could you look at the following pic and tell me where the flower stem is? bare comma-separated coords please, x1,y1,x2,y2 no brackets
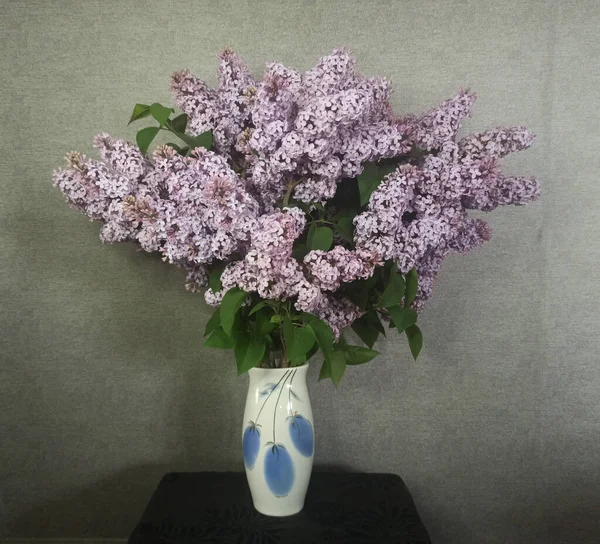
282,180,298,208
279,325,288,368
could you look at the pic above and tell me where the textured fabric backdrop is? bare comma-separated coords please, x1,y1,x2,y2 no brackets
1,1,599,542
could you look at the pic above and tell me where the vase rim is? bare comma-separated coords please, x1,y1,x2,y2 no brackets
249,363,309,373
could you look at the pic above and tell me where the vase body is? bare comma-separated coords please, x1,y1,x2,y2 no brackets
242,364,314,516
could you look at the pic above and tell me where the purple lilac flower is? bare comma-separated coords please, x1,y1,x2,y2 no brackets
54,48,541,336
458,126,535,160
215,208,307,302
409,90,477,151
353,93,539,307
304,246,376,292
54,144,260,288
170,49,256,157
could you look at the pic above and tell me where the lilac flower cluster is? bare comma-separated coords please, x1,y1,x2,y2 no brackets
172,48,410,209
354,95,540,308
210,207,369,338
170,48,256,157
53,49,540,336
54,137,259,291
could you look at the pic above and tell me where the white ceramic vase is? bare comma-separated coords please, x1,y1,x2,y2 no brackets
242,364,314,516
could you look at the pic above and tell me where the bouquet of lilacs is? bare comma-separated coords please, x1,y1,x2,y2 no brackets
53,49,540,384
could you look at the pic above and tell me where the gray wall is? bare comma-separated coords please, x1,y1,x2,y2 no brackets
1,1,599,542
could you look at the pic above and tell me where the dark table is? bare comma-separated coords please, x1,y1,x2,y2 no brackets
128,472,431,543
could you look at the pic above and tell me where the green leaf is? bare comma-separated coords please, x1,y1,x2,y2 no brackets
343,345,379,365
346,276,377,311
292,243,309,261
405,268,418,307
337,333,348,349
204,308,221,336
379,163,399,176
296,312,317,324
191,131,213,150
329,349,347,386
373,313,386,336
319,359,331,381
377,267,406,308
168,130,212,151
349,288,369,312
335,216,354,243
149,102,174,127
249,300,275,316
255,310,277,337
388,306,418,333
406,324,423,360
209,264,225,292
307,224,333,251
360,309,385,336
237,338,266,375
404,308,418,330
332,209,358,222
307,319,334,361
170,113,188,133
128,103,151,125
136,126,160,154
204,327,235,349
219,288,247,336
230,312,247,343
357,162,398,207
288,326,315,364
305,343,320,362
351,316,379,349
165,142,188,155
234,335,250,367
270,315,282,324
282,317,295,354
358,163,380,206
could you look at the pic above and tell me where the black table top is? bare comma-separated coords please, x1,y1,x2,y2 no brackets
128,471,431,544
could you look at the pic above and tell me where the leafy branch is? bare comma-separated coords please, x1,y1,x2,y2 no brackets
128,102,213,155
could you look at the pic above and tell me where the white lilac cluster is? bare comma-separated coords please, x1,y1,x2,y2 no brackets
54,49,540,336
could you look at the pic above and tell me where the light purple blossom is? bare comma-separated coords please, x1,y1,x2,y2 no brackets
216,208,307,301
409,90,477,151
54,48,541,337
458,126,535,160
171,49,256,156
54,144,260,289
304,246,376,292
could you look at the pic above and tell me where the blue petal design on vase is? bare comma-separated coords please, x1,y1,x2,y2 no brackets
264,444,294,497
287,413,314,457
242,422,261,470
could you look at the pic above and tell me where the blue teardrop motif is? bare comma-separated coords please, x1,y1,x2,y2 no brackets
288,414,314,457
242,423,261,470
264,444,295,497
